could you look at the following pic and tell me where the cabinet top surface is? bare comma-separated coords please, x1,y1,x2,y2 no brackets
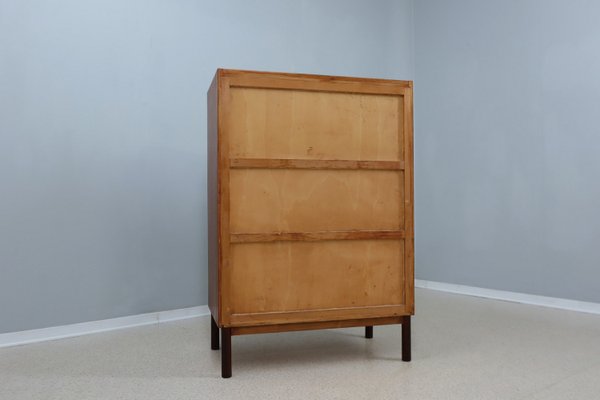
214,68,413,88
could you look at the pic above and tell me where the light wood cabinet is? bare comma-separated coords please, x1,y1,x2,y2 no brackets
207,69,414,377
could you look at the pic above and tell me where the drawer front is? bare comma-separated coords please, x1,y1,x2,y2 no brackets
228,87,403,161
226,240,405,324
230,169,403,233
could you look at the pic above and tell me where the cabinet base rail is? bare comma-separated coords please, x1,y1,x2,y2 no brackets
210,314,412,378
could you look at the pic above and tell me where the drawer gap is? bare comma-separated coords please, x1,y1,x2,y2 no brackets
230,158,404,170
230,229,405,243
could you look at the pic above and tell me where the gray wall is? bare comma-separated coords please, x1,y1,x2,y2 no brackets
0,0,414,333
415,0,600,302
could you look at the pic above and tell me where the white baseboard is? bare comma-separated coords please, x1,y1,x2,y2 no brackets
3,282,599,349
0,305,210,349
416,279,600,315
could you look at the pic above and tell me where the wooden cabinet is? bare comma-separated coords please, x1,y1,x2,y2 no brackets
207,69,414,377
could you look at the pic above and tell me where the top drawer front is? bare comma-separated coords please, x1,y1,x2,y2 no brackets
228,88,403,161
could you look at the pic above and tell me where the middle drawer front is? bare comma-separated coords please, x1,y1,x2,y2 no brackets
229,169,404,233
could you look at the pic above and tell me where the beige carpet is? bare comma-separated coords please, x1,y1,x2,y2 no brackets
2,288,600,399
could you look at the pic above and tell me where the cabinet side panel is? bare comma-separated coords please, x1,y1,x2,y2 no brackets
207,73,219,320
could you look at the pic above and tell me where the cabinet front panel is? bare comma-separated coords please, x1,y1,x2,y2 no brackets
228,88,403,161
227,240,405,315
230,169,403,233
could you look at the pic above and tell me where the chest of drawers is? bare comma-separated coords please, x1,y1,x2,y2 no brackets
207,69,414,377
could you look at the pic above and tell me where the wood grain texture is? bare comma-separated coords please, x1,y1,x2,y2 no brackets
208,68,414,331
230,229,405,243
221,68,411,95
230,169,403,233
220,68,412,88
227,240,404,317
229,305,408,327
216,72,232,326
402,89,415,313
207,71,219,321
230,158,404,170
228,87,403,161
231,316,403,335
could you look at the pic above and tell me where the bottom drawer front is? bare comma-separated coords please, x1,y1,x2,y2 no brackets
226,240,405,316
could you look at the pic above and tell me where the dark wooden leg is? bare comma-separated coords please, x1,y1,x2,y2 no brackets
365,325,373,339
402,316,411,362
221,327,232,378
211,316,219,350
